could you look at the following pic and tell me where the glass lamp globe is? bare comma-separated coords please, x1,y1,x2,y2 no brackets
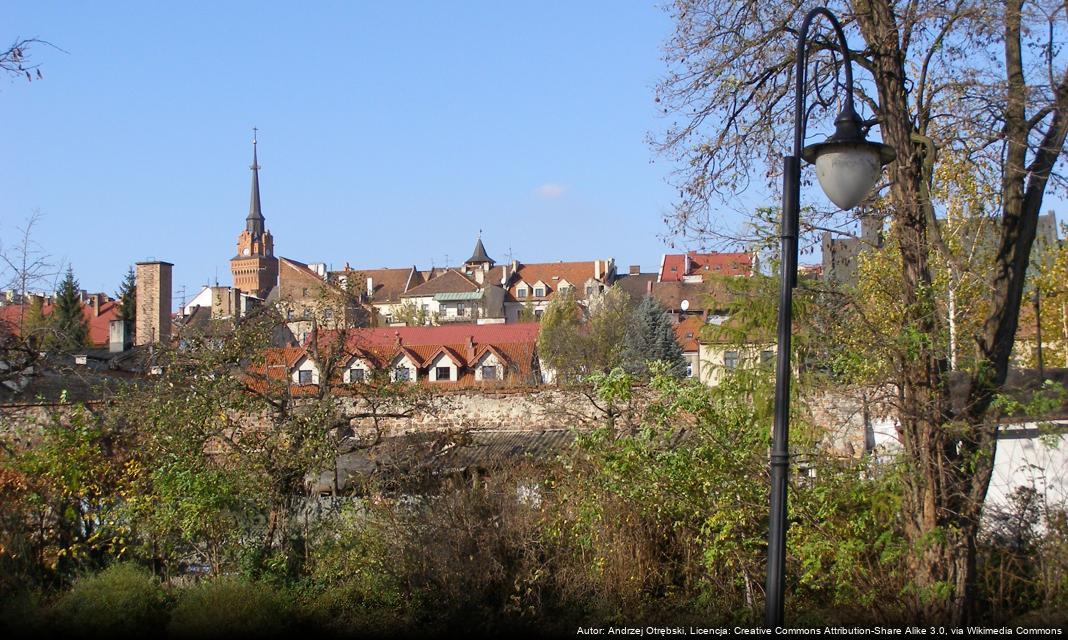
801,107,895,210
813,143,883,210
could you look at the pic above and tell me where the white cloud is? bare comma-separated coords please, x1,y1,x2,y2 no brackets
534,183,566,199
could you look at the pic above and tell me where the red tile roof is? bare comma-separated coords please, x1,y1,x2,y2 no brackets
507,261,608,301
660,252,753,281
674,316,705,353
300,322,542,384
0,300,122,347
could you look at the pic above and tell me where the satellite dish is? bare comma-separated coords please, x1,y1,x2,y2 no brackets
680,299,690,311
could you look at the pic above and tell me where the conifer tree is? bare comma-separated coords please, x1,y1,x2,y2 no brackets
50,266,88,352
116,266,136,324
621,295,685,378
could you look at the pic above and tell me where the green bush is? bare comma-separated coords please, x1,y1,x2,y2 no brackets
168,576,290,637
52,563,168,636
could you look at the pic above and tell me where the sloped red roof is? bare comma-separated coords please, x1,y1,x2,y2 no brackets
660,252,753,281
508,262,605,301
0,300,122,347
674,316,705,353
299,322,541,384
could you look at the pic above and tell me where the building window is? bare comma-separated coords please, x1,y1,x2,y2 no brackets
302,306,311,319
724,351,739,370
558,285,570,295
761,350,775,366
435,366,451,381
481,365,498,380
394,367,411,382
585,285,593,295
457,303,467,317
517,288,528,299
421,303,429,313
686,362,694,378
286,309,294,320
534,309,544,320
324,308,334,321
348,368,365,383
298,369,313,385
534,286,545,297
384,314,393,324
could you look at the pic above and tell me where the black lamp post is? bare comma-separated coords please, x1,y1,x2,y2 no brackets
765,7,895,627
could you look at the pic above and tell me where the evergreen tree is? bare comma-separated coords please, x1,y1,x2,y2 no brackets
116,266,137,323
621,295,686,378
50,266,89,352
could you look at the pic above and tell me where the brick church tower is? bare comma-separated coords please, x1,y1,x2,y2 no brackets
230,132,278,299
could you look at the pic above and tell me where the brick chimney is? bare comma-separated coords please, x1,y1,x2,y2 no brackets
629,265,640,275
135,261,173,346
92,294,101,317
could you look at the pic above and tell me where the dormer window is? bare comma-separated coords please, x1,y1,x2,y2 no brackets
534,286,545,297
517,287,528,299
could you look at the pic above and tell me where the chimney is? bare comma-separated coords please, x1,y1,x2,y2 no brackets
684,253,691,274
473,269,484,285
135,261,173,346
500,264,509,286
366,276,374,299
109,319,132,353
394,331,402,346
646,280,653,294
92,295,101,317
594,260,601,281
629,265,640,275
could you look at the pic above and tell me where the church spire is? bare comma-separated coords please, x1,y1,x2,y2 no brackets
246,128,265,236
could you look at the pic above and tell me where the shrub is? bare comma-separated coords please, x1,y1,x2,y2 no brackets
168,576,289,637
52,563,168,636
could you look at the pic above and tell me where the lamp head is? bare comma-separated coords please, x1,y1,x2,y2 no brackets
801,104,895,210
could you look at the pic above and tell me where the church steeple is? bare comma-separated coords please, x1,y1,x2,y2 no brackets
231,128,278,299
246,129,265,236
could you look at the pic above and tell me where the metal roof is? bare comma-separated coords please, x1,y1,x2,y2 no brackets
434,291,483,302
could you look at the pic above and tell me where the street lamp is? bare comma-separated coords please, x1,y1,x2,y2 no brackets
765,7,895,627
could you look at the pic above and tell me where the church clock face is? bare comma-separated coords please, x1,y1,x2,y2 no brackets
243,248,250,256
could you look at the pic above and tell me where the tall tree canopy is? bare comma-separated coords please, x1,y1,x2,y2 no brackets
51,266,88,352
655,0,1068,623
622,295,687,378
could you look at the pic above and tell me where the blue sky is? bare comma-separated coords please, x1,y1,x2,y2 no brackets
1,1,751,306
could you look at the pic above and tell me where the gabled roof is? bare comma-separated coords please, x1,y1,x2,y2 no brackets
402,269,480,298
506,262,608,302
330,266,422,304
296,323,541,385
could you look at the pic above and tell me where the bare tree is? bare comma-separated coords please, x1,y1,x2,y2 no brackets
0,37,45,83
655,0,1068,623
1,211,56,333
